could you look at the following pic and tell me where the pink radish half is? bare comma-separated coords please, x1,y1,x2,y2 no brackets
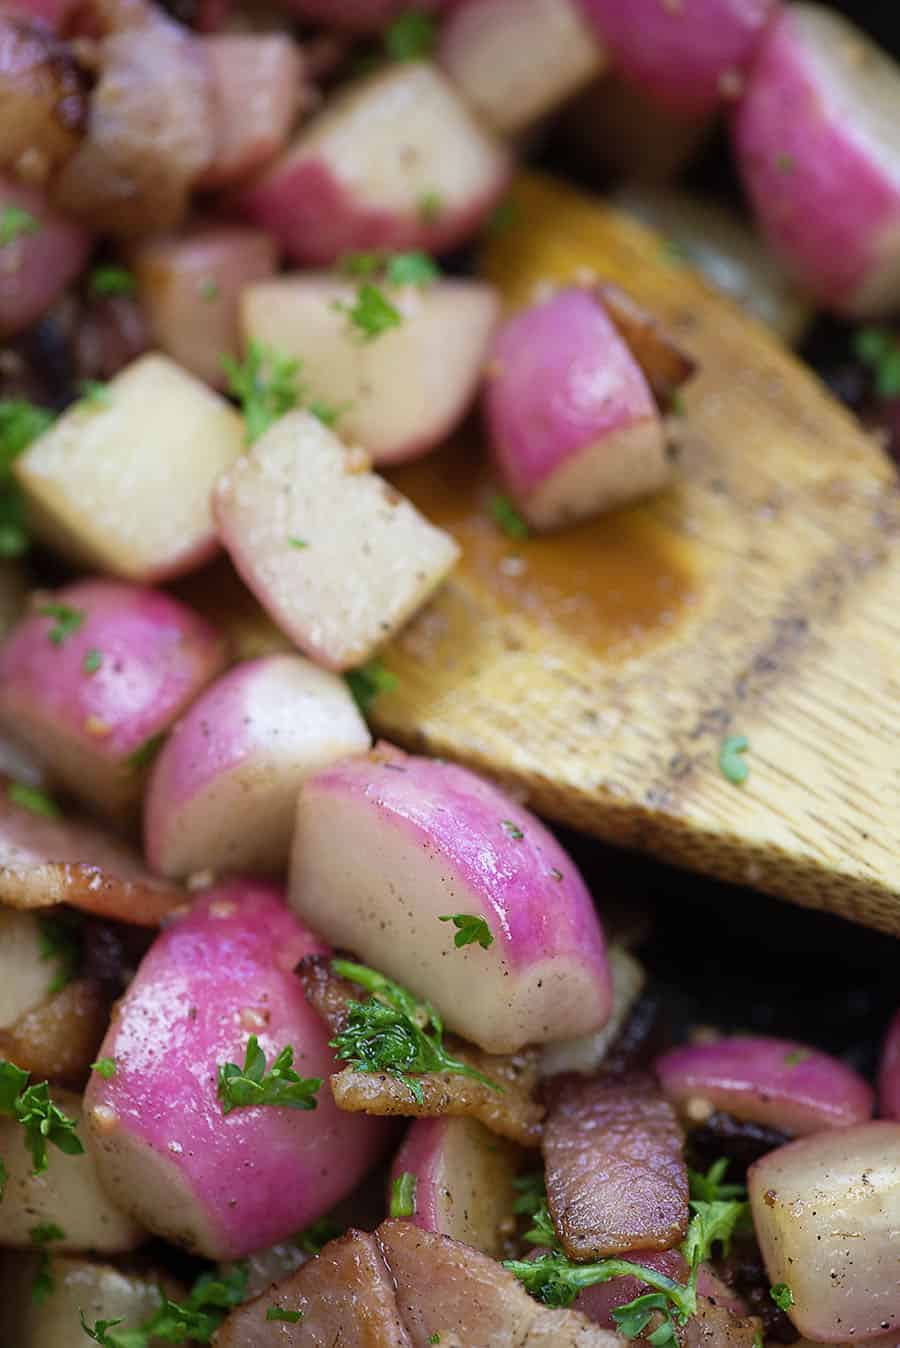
732,5,900,317
388,1117,521,1255
0,177,90,339
438,0,604,136
0,579,225,820
748,1122,900,1342
289,742,612,1054
144,654,371,878
237,62,511,266
655,1035,874,1136
484,286,668,531
85,881,391,1260
879,1010,900,1120
241,273,499,464
577,0,776,121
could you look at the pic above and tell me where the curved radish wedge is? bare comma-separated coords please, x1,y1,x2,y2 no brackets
241,273,499,465
879,1010,900,1120
483,286,668,531
289,742,612,1054
0,176,90,340
237,62,511,266
438,0,604,136
389,1117,522,1254
732,5,900,317
0,580,226,820
85,882,391,1259
0,1255,179,1348
577,0,776,120
655,1035,874,1136
144,654,370,879
0,776,185,925
748,1122,900,1342
542,1072,689,1258
540,945,645,1078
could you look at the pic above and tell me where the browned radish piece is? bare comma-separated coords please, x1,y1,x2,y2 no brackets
0,974,108,1085
213,411,460,670
0,15,86,179
439,0,604,135
200,33,308,190
0,1090,144,1251
297,955,544,1147
15,354,244,583
53,9,214,235
543,1073,689,1258
540,945,645,1077
133,225,278,388
237,63,511,266
144,654,370,878
389,1117,522,1254
241,273,499,464
0,1254,177,1348
593,282,696,411
732,6,900,317
0,176,90,339
483,287,669,531
749,1123,900,1343
0,779,186,925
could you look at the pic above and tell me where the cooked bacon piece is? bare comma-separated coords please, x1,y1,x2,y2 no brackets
0,776,186,925
0,16,85,179
682,1298,762,1348
0,975,108,1084
297,954,544,1147
543,1072,689,1258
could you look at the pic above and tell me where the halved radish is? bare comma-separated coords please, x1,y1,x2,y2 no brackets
483,286,668,531
879,1010,900,1120
0,15,85,179
0,579,226,820
0,177,90,340
144,654,370,878
241,273,499,464
85,882,391,1259
289,741,611,1054
732,5,900,317
540,944,645,1077
237,62,511,265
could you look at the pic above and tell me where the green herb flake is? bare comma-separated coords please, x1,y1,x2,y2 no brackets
294,1216,342,1255
288,536,309,550
418,191,444,222
217,1035,322,1115
770,1283,794,1312
486,199,520,237
345,659,398,716
688,1159,747,1204
339,283,403,341
80,1314,124,1345
308,397,348,429
199,277,220,302
8,782,61,820
390,1170,418,1217
81,1262,249,1345
340,251,385,279
385,10,437,60
89,265,136,298
438,912,493,950
124,732,166,774
853,325,900,400
385,251,439,288
670,388,686,417
266,1306,303,1322
78,380,112,409
38,911,82,995
0,205,40,248
330,959,502,1103
429,1336,441,1345
91,1058,117,1080
0,1062,83,1174
501,819,524,840
487,492,530,540
784,1049,810,1067
30,1222,65,1306
36,601,85,647
83,648,103,675
775,153,794,174
222,340,302,444
719,734,749,786
0,400,53,473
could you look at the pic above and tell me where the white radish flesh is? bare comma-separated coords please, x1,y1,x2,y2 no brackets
0,1255,172,1348
540,944,644,1077
0,908,54,1030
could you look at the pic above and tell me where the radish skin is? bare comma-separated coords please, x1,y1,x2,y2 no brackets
144,654,371,878
0,177,90,340
85,882,390,1259
656,1035,874,1136
748,1122,900,1342
732,5,900,317
879,1010,900,1120
237,62,511,266
289,742,612,1054
0,579,226,819
241,274,499,464
484,286,668,531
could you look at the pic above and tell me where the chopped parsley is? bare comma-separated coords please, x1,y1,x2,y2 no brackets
345,659,398,716
308,397,348,429
429,1336,441,1345
418,191,444,222
0,400,53,557
486,199,520,238
330,958,501,1103
784,1048,811,1067
770,1283,794,1312
688,1158,746,1204
199,277,220,302
83,648,103,675
487,492,530,540
295,1216,342,1255
719,734,749,785
217,1035,322,1115
8,782,61,820
222,340,301,444
288,536,309,550
38,911,82,994
0,1061,83,1174
80,1262,248,1346
337,283,403,341
775,153,794,174
385,251,439,287
124,732,166,774
36,601,85,646
267,1306,303,1322
90,1058,117,1080
0,205,40,248
438,912,493,950
385,10,436,60
390,1170,418,1217
30,1222,65,1305
78,380,112,409
89,265,136,298
501,819,524,840
853,326,900,400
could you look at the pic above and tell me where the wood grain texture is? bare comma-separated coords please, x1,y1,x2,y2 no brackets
369,173,900,937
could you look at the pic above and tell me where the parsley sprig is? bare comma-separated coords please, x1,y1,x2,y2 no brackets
345,659,398,716
854,326,900,399
37,910,82,995
217,1035,321,1115
8,782,61,820
222,341,301,445
385,10,437,60
329,959,501,1104
0,1061,83,1179
80,1262,248,1345
30,1222,65,1305
0,399,53,557
0,205,40,248
36,601,85,646
390,1170,417,1217
438,912,493,949
337,283,403,341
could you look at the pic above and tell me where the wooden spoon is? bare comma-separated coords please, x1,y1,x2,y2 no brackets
370,173,900,938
